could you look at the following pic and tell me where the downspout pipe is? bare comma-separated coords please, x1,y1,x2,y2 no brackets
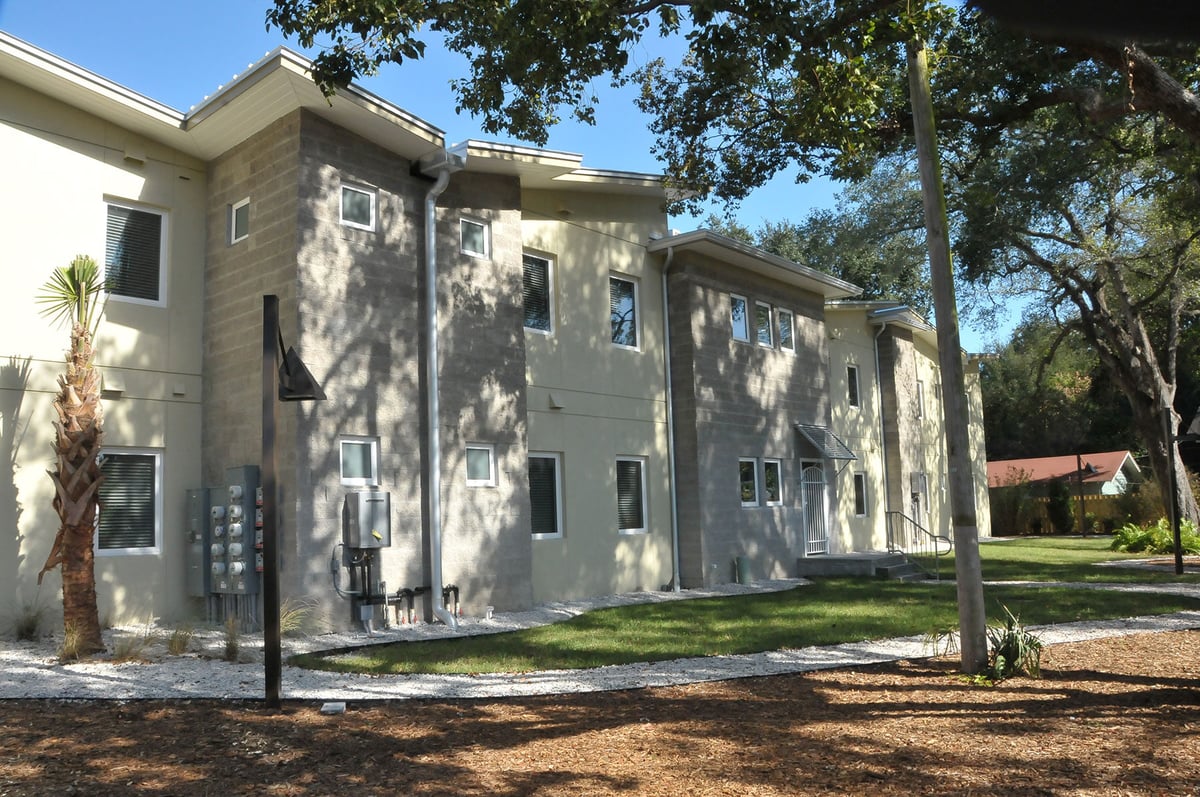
418,147,466,629
659,246,681,592
873,319,892,521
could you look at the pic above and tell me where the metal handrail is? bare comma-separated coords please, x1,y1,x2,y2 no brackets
886,511,952,580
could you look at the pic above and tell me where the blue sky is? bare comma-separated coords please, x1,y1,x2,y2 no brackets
0,0,1003,350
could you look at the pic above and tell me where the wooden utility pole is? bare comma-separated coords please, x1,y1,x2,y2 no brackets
906,39,988,673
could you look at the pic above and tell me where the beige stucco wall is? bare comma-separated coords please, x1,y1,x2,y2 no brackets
520,189,674,601
0,77,206,625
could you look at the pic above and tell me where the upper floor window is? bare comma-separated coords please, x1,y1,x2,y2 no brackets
848,365,861,408
755,302,773,347
460,217,490,258
778,309,795,352
340,184,376,231
97,449,161,555
340,436,380,486
916,379,926,419
730,294,750,342
229,198,250,245
523,253,553,333
610,275,639,349
105,201,166,304
466,443,496,487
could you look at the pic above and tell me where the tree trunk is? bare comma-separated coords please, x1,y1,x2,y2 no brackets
907,39,989,674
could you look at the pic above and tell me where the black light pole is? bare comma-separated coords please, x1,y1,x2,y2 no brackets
262,294,325,708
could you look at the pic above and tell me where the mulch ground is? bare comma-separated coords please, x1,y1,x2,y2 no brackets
1,630,1198,796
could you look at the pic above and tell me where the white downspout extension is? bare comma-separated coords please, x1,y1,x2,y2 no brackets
660,246,681,592
420,148,465,630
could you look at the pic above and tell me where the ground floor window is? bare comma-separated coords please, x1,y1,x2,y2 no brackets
616,457,647,534
853,472,868,516
764,459,783,505
739,458,759,507
97,449,161,554
529,453,562,539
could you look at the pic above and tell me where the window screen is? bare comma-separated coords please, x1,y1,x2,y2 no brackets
98,452,157,550
106,204,162,301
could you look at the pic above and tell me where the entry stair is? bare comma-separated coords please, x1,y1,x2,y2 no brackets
794,511,952,582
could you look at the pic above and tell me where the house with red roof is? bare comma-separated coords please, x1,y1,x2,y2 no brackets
987,451,1142,497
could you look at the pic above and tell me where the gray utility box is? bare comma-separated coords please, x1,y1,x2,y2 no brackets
185,488,211,598
343,491,391,549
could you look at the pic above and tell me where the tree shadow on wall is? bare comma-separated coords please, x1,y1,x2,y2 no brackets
1,357,34,615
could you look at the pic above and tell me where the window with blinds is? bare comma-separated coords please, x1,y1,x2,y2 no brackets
610,276,639,348
529,454,561,538
616,457,646,533
105,203,164,302
523,254,553,333
97,451,159,552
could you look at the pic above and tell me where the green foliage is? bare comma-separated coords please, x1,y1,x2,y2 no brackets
58,622,85,663
989,467,1035,536
1111,518,1200,556
985,606,1042,681
37,254,106,336
280,596,323,638
166,625,195,656
1045,478,1076,535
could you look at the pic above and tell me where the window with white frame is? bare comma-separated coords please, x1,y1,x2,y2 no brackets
610,275,639,348
229,198,250,244
739,458,759,507
96,449,161,554
523,253,553,333
616,456,647,533
778,309,795,352
339,437,380,486
105,201,166,303
340,183,376,231
755,302,773,347
847,365,861,408
529,453,562,539
853,472,868,516
730,294,750,341
460,217,490,258
916,379,926,418
764,459,783,505
466,443,496,487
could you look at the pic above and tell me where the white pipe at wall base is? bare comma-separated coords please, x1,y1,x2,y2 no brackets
420,151,464,630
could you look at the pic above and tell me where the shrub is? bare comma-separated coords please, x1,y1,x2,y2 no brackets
223,616,240,662
58,623,85,663
986,606,1043,681
7,597,46,641
1111,517,1200,555
166,625,195,656
990,467,1035,535
1045,478,1076,535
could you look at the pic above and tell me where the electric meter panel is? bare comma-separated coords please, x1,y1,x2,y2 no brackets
185,488,211,598
211,465,261,595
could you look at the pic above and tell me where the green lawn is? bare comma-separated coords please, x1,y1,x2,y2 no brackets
294,536,1199,675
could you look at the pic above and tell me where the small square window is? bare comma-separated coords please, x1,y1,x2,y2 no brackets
739,458,759,507
340,184,376,231
755,302,773,347
730,294,749,342
853,472,869,517
610,275,639,349
848,365,861,408
460,217,490,258
778,309,794,352
466,444,496,487
230,198,250,244
340,437,380,486
764,459,783,505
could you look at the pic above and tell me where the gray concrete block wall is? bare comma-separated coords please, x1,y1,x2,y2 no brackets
667,256,832,585
666,270,705,586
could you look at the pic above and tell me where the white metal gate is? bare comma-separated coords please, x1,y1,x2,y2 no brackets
802,463,828,555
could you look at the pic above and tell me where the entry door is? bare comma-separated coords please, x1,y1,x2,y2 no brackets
801,462,828,555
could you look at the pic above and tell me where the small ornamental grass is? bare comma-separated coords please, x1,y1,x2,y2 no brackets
111,620,159,663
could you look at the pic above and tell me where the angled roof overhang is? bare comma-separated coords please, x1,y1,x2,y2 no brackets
793,423,858,461
649,230,861,299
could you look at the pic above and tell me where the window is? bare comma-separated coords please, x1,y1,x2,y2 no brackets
340,437,379,486
853,472,868,516
340,184,375,231
755,302,773,347
730,294,750,342
229,198,250,244
616,457,647,534
529,453,562,539
460,217,490,258
764,459,783,506
916,380,926,418
739,458,759,507
105,202,165,303
610,275,639,348
778,309,794,352
466,444,496,487
96,449,161,554
847,365,861,408
523,253,553,333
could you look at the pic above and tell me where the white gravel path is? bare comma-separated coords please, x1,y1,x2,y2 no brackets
3,577,1198,701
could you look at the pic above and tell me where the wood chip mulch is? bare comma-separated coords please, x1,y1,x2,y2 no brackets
1,630,1198,796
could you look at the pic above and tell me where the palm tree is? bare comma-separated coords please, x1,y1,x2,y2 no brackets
36,255,107,655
